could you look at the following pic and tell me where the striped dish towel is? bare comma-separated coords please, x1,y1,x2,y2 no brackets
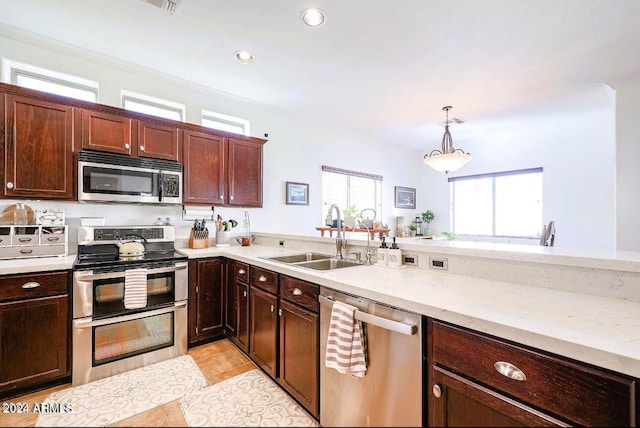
325,300,367,378
124,268,147,309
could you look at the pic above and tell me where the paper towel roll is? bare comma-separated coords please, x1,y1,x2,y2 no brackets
182,206,215,221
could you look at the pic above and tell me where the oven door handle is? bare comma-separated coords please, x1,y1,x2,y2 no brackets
75,264,187,282
73,301,187,329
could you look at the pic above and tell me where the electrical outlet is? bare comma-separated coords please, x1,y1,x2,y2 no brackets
429,256,448,270
403,254,419,266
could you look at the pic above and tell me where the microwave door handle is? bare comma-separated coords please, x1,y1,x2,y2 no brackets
158,170,164,202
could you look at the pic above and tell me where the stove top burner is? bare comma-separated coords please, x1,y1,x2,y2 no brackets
74,250,187,270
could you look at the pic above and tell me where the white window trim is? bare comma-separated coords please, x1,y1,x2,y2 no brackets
201,109,250,136
2,57,99,101
121,89,186,122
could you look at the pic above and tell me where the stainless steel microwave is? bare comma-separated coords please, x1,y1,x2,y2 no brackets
78,151,182,204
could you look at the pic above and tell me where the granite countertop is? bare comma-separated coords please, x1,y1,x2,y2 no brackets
179,244,640,379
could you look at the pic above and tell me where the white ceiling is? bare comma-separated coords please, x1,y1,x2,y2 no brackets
1,0,639,150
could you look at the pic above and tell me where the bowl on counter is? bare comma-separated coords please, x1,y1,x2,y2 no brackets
234,235,256,246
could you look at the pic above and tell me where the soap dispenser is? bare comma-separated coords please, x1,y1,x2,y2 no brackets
388,237,402,268
376,236,388,266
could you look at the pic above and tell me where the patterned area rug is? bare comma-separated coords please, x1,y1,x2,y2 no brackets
36,355,207,427
179,368,319,427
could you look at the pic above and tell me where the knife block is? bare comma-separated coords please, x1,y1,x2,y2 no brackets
188,228,210,249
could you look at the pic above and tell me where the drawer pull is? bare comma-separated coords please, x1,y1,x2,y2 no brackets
47,236,60,242
21,281,41,289
494,361,527,381
259,275,267,282
292,288,302,296
432,384,442,398
20,249,34,254
19,237,32,242
238,269,246,274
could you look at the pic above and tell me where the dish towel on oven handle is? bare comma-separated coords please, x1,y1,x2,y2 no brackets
124,268,148,309
325,300,367,378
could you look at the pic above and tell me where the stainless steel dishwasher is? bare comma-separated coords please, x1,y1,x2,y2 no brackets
319,286,424,427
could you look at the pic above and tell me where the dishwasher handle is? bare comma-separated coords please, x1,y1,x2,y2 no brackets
319,294,417,336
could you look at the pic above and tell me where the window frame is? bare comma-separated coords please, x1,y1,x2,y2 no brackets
449,167,543,239
2,58,99,102
201,109,250,136
121,90,186,122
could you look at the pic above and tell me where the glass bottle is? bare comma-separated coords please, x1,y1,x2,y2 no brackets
13,203,27,225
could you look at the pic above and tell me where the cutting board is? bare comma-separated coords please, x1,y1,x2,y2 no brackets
0,204,35,224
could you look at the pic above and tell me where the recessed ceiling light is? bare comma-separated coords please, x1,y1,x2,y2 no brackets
301,8,326,26
234,50,255,64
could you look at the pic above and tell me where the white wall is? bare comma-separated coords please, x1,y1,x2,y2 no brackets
417,85,617,250
0,33,421,244
614,76,640,251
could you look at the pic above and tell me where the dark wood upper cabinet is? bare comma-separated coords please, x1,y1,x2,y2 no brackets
183,132,265,207
81,109,181,162
2,93,76,199
227,137,263,207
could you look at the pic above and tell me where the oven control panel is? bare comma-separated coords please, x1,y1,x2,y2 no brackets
78,225,175,244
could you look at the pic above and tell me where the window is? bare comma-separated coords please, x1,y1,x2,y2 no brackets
2,58,98,102
321,165,382,226
201,110,250,136
450,168,543,238
122,90,185,121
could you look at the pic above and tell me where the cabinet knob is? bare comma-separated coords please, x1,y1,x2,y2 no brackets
230,195,234,200
270,304,274,312
6,182,13,189
220,195,224,200
139,145,145,152
432,384,442,398
494,361,527,381
278,308,282,316
238,269,246,274
293,288,302,296
243,290,247,297
124,143,130,149
21,281,41,289
258,275,267,282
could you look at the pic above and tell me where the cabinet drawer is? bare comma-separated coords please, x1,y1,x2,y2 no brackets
250,266,278,294
0,271,69,302
431,320,636,427
233,261,249,283
279,275,319,313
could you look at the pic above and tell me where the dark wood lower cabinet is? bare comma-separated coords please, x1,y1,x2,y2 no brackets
188,258,226,346
249,285,278,378
278,298,319,417
427,319,638,427
0,271,70,398
225,261,249,354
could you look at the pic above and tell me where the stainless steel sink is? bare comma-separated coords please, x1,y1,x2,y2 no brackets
261,252,333,264
260,252,364,270
295,258,363,270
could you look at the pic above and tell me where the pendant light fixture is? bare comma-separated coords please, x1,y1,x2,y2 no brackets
423,106,472,174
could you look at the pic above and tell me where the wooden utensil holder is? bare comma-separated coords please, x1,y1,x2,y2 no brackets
188,229,210,249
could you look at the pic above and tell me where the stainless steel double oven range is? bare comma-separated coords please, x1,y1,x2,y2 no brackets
72,225,188,386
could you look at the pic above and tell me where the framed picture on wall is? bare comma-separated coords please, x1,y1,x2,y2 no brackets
286,181,309,205
395,186,416,209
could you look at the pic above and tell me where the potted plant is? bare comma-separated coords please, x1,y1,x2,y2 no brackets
342,205,361,229
408,223,418,237
421,210,435,236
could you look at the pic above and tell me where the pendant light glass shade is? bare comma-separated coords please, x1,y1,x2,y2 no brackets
424,106,472,174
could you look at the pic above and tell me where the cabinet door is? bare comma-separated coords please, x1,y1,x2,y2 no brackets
4,95,75,199
227,138,263,207
249,286,278,378
236,282,250,354
137,120,181,161
188,259,225,345
278,299,319,417
182,130,225,204
0,295,69,397
81,109,133,155
429,367,568,427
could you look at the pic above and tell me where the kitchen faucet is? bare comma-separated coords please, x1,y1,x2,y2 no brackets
326,204,347,259
357,221,375,264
